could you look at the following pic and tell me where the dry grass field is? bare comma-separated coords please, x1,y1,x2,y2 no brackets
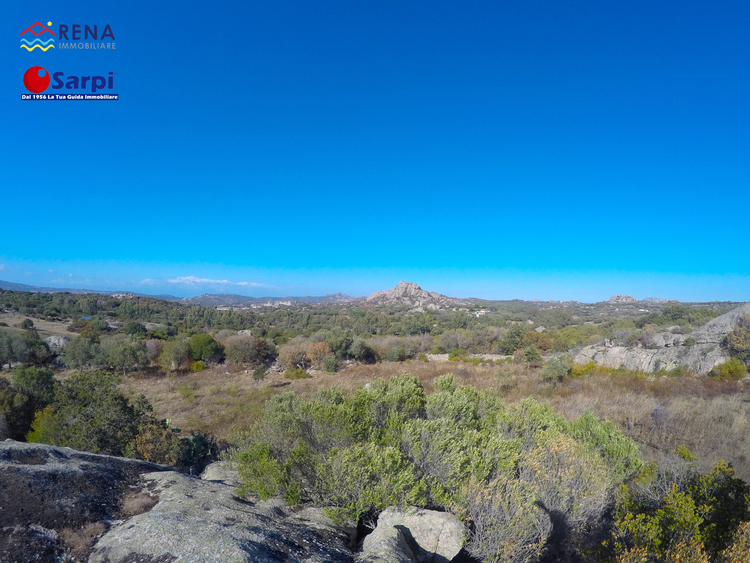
117,358,750,480
0,312,71,337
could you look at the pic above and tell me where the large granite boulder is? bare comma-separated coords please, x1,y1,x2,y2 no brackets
574,303,750,373
0,439,169,562
89,471,356,563
361,507,465,563
1,441,357,563
360,525,416,563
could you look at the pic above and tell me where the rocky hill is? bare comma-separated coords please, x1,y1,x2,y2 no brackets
574,302,750,373
365,281,462,308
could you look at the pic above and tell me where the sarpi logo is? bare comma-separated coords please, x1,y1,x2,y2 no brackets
20,21,56,52
23,66,115,94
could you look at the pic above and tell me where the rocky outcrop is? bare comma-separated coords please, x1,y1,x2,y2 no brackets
90,472,356,563
1,442,358,563
43,335,70,353
691,303,750,345
360,525,416,563
0,440,170,561
574,303,750,373
360,507,465,563
608,295,639,304
3,442,472,563
367,282,457,308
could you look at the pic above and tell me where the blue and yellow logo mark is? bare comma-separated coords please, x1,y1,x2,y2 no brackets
20,21,56,52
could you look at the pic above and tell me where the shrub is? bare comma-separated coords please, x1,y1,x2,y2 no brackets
684,336,697,347
723,315,750,362
132,421,183,466
571,360,597,377
322,355,337,373
179,430,217,471
307,342,333,369
190,360,205,372
278,337,309,371
611,452,750,562
349,338,376,364
224,334,273,366
188,333,223,363
318,443,425,524
385,346,403,362
252,365,268,381
234,375,645,557
522,345,542,366
541,355,572,383
711,358,748,380
284,368,312,379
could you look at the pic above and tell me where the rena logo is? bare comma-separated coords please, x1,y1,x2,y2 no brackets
58,24,115,41
23,66,115,94
20,21,56,52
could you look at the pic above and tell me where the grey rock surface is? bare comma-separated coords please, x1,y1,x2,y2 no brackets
574,303,750,373
199,460,242,488
0,440,169,561
364,507,465,563
43,335,70,353
360,525,416,563
89,471,356,563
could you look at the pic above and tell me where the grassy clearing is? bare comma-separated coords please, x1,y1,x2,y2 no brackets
0,312,72,338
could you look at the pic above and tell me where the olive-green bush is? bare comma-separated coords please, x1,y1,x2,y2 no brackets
232,374,646,560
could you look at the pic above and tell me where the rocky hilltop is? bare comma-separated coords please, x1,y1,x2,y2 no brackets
575,302,750,373
608,294,639,304
366,281,459,308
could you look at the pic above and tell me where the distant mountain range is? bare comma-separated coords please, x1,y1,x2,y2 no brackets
0,279,361,307
179,293,363,306
0,279,179,301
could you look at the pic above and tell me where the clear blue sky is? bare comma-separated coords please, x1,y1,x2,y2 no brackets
2,1,749,302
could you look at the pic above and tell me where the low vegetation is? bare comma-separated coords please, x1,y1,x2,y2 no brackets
2,289,750,562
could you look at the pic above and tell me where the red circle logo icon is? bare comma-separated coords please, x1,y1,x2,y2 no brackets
23,66,50,93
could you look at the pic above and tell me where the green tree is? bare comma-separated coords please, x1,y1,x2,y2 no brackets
158,339,191,372
224,334,271,365
499,324,528,355
63,336,102,371
12,366,56,410
0,329,28,369
188,333,223,362
101,336,148,375
26,372,148,456
0,379,35,440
